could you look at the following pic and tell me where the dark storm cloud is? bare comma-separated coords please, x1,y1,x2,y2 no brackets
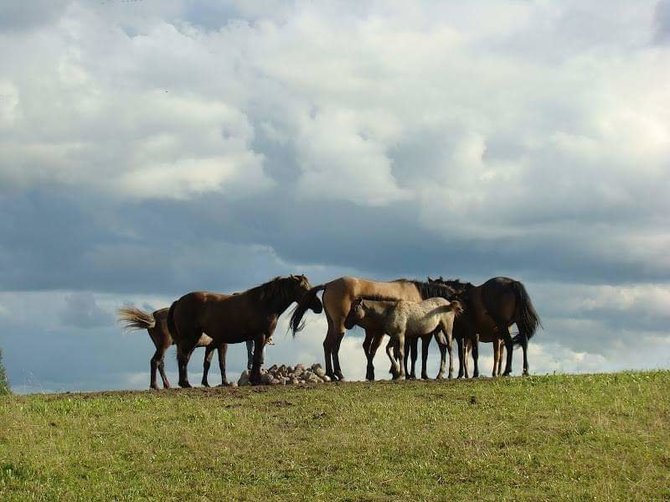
0,0,668,391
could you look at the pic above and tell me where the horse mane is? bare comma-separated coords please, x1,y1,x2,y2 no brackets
426,277,474,296
247,276,298,305
359,294,402,303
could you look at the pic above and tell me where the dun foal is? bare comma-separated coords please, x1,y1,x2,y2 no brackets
344,297,462,380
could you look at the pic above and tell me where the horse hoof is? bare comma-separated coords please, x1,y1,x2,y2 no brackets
178,381,192,388
421,375,429,380
335,373,346,382
217,381,232,387
201,381,210,388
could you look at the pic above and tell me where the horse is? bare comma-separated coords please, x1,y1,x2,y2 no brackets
459,333,505,378
117,306,213,389
168,275,321,387
290,277,461,381
344,297,463,380
427,276,542,376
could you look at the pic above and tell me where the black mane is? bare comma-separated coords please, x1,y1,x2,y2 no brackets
248,276,299,305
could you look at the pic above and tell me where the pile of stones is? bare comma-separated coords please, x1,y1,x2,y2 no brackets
237,363,331,386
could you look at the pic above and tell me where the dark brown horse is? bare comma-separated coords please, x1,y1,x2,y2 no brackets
168,275,321,387
428,276,542,376
117,306,213,389
290,277,460,381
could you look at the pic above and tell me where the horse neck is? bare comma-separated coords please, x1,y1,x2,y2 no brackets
266,291,298,317
361,301,393,323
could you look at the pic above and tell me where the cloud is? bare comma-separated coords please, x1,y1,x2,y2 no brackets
60,292,113,328
0,0,668,391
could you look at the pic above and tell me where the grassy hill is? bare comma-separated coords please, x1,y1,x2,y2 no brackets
1,372,669,500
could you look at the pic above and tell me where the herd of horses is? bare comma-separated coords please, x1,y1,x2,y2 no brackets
118,274,542,389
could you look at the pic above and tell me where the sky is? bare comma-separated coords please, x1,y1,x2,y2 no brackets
0,0,668,393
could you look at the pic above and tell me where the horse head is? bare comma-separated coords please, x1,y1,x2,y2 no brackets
344,297,364,330
289,274,323,313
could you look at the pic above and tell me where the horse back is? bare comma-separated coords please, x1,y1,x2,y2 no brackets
324,277,422,321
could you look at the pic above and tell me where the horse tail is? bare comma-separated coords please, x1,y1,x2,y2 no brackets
511,281,542,346
117,306,156,331
290,284,326,336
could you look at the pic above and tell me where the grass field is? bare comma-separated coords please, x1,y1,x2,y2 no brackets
1,371,669,501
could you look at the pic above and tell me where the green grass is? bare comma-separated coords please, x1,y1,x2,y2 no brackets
1,372,669,501
0,349,9,395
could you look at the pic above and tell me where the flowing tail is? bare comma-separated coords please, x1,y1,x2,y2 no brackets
117,306,157,331
511,281,542,346
290,284,326,335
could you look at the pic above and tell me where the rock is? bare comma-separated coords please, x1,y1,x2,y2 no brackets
230,382,238,388
313,366,326,378
238,370,250,386
322,375,331,382
268,364,278,372
290,378,299,385
261,373,274,385
305,373,321,384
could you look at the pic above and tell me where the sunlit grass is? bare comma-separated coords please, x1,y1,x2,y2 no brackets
1,372,669,500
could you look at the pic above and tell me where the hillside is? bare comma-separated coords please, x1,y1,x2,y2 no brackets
1,372,669,500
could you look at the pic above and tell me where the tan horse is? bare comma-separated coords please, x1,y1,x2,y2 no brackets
117,306,212,389
168,275,321,387
428,277,542,376
290,277,461,381
344,297,463,380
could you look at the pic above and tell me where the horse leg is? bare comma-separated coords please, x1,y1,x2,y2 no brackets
406,337,418,379
385,338,400,379
499,324,514,376
435,338,447,379
363,330,374,381
497,340,505,376
463,339,471,379
217,343,230,386
518,332,529,376
249,335,267,385
492,340,502,377
332,332,346,381
420,334,431,380
201,344,217,387
471,334,480,378
397,332,406,380
150,349,161,390
364,331,383,381
245,340,254,371
456,336,465,379
176,341,197,388
442,324,455,379
157,350,171,389
323,315,338,380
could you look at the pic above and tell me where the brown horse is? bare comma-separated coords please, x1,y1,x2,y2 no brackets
290,277,460,381
428,276,542,376
168,275,321,387
458,333,505,378
117,306,213,389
